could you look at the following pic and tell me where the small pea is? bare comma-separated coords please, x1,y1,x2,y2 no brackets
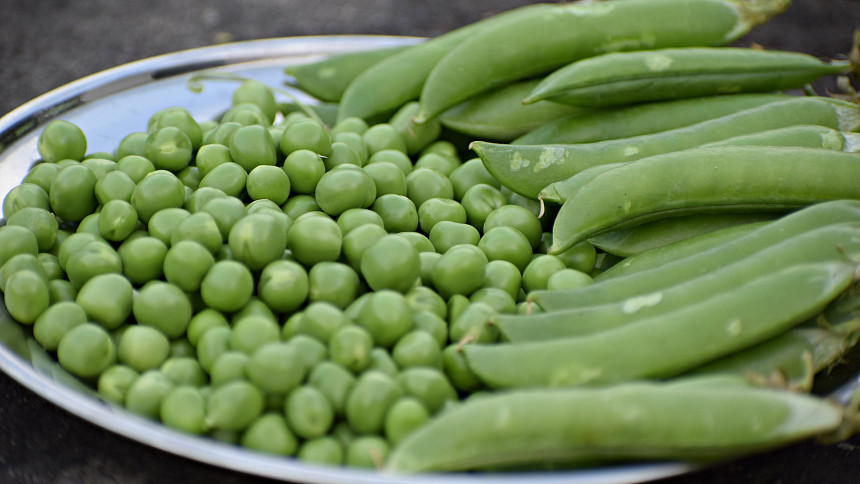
449,158,500,201
286,385,335,440
57,323,116,379
2,183,50,219
117,236,168,285
287,215,342,266
64,241,122,289
329,325,374,374
143,127,193,172
429,221,480,253
76,273,133,329
246,165,290,205
308,261,361,309
360,234,420,293
392,330,443,369
206,379,264,431
432,244,489,300
294,302,350,343
411,310,448,348
257,260,308,313
477,225,533,272
484,204,544,250
160,357,207,387
406,168,454,209
115,155,154,183
97,364,140,405
33,301,87,351
315,167,377,216
117,325,170,372
241,413,298,456
95,170,136,204
197,162,247,198
130,170,186,223
371,194,418,233
547,268,595,290
37,120,87,162
228,212,287,270
246,342,306,394
362,123,406,155
522,254,567,293
461,184,507,230
133,281,192,339
396,367,458,414
298,437,344,466
356,290,413,348
159,386,207,434
336,208,384,235
124,370,174,419
385,397,430,446
366,149,412,175
163,240,215,292
346,436,390,469
21,163,61,194
345,371,402,434
200,260,254,313
281,120,332,156
418,198,468,234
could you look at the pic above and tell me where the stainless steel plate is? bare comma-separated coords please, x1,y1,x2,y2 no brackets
0,34,762,484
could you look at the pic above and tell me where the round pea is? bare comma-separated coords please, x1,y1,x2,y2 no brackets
159,386,207,434
281,150,324,194
33,301,87,351
396,367,458,414
133,281,192,339
362,123,406,155
228,212,287,270
195,143,232,176
143,127,193,172
206,379,264,431
229,315,280,355
392,330,443,369
336,208,384,235
477,226,533,272
95,170,136,204
432,244,489,299
186,309,229,347
6,207,57,252
117,325,170,372
130,170,186,223
328,325,374,374
257,260,308,313
405,168,454,208
307,361,356,417
547,268,595,291
241,413,298,456
308,262,361,309
355,290,413,348
522,254,568,293
200,196,246,239
281,120,331,156
163,240,215,292
246,342,306,394
160,357,207,387
197,162,247,198
298,437,343,465
470,287,517,314
124,370,173,419
461,184,507,229
384,397,430,446
294,302,350,343
484,204,544,250
366,149,412,175
76,273,133,329
118,236,168,285
417,198,467,234
363,161,407,197
96,200,138,242
97,364,140,405
556,241,599,273
49,164,97,222
2,183,50,218
21,163,61,194
64,241,122,289
286,385,335,439
57,323,116,379
220,103,268,126
345,371,402,434
115,155,154,183
200,260,254,313
38,120,86,162
429,221,480,253
371,194,418,233
245,165,290,205
228,124,278,172
410,310,448,348
315,167,377,216
406,286,448,320
346,436,390,468
0,226,38,268
286,215,342,266
3,270,49,325
413,152,460,177
360,234,420,293
449,158,499,201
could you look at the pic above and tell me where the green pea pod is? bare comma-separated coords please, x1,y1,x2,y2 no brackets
497,223,860,342
438,79,588,142
415,0,792,122
587,214,776,257
385,379,843,472
549,146,860,253
475,96,860,199
531,200,860,310
513,93,791,145
284,44,413,102
524,47,850,107
337,4,554,123
465,261,857,389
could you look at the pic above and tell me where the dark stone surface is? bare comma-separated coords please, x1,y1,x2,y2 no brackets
1,1,860,483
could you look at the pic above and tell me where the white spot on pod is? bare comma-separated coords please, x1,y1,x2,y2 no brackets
644,54,673,71
620,292,663,314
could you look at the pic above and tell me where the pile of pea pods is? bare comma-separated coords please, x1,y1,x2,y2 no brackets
3,0,860,476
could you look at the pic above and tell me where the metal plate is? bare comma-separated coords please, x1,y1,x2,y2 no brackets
0,34,776,484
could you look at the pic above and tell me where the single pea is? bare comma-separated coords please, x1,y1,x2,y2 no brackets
297,437,344,466
186,309,229,347
471,287,517,314
286,385,335,440
256,260,308,313
421,140,459,160
185,187,229,215
143,127,193,172
206,379,264,431
202,121,241,147
96,200,138,242
117,236,167,285
328,325,374,374
0,253,48,293
169,339,196,359
477,225,533,272
241,413,298,456
151,107,203,151
81,157,117,180
396,367,458,414
200,196,246,240
231,79,277,123
33,301,86,351
123,370,173,419
315,167,377,216
307,361,356,417
371,194,418,233
163,240,215,292
227,124,278,172
114,155,154,184
37,120,87,162
355,290,413,348
418,198,467,234
200,260,254,313
228,212,287,270
429,221,480,253
130,170,186,223
362,123,406,155
331,116,369,137
432,244,489,300
363,161,407,197
346,436,390,469
146,207,190,245
286,215,342,266
94,170,136,204
461,184,508,230
360,234,420,293
57,323,116,379
176,166,201,190
195,143,232,177
220,102,269,126
245,165,290,205
48,279,77,304
229,315,280,355
308,262,361,309
366,149,412,175
160,357,207,387
64,240,122,289
133,281,192,339
405,168,454,209
522,254,568,293
74,212,102,237
449,158,500,201
366,347,400,379
325,141,363,170
413,152,460,177
287,334,328,369
486,207,542,255
196,326,232,374
37,252,63,280
231,297,278,328
555,240,599,273
280,120,332,156
547,268,595,291
336,208,384,235
399,232,436,254
2,183,50,219
22,163,61,193
159,386,207,434
6,207,58,252
76,273,133,329
3,270,49,325
197,162,247,198
294,302,351,343
97,364,140,405
209,351,250,387
385,397,430,446
281,194,319,220
49,164,97,222
0,224,39,268
280,150,323,195
392,330,444,369
406,285,448,320
340,224,385,272
442,344,483,392
117,325,170,372
246,342,306,394
346,371,403,435
411,310,448,348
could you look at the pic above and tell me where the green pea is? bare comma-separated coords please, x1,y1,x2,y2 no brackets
367,347,400,379
396,367,458,414
449,158,500,201
385,397,430,446
64,241,122,289
255,259,307,313
146,207,189,245
325,141,363,170
115,155,154,183
363,161,407,197
393,330,444,369
400,232,436,254
471,287,517,314
405,168,454,209
74,212,101,237
159,386,207,434
0,253,47,292
555,241,598,273
151,107,203,151
366,149,412,175
442,344,483,392
197,162,247,198
160,357,207,387
3,270,49,325
176,166,201,190
371,194,418,233
184,309,227,347
203,121,241,146
2,183,50,219
94,170,135,205
336,208,384,235
346,371,402,434
229,315,280,355
280,120,332,156
230,79,277,122
414,152,460,177
286,215,342,266
411,310,448,348
245,342,306,394
94,200,137,242
0,225,39,268
307,361,356,417
123,369,174,419
390,101,441,155
450,301,499,345
57,323,116,379
196,326,232,374
286,385,335,440
6,207,57,252
206,379,264,431
143,127,192,172
522,254,567,293
48,279,77,304
484,204,544,250
546,268,594,291
97,364,140,405
406,286,448,320
221,103,269,126
208,351,249,387
76,273,133,329
354,290,413,348
81,157,117,180
37,252,63,280
22,163,61,194
329,325,374,374
315,167,377,216
360,234,420,293
130,170,186,223
117,236,167,285
37,120,87,162
162,240,215,292
287,334,328,370
227,212,286,271
280,194,318,220
117,325,170,372
294,302,350,343
244,165,290,205
298,437,344,466
477,226,533,272
429,221,480,253
432,244,489,299
32,301,86,351
195,144,232,177
461,184,507,230
280,150,323,194
308,262,361,309
47,165,96,222
346,436,390,468
200,196,246,240
241,413,298,456
200,260,254,313
417,198,467,234
331,116,369,137
133,281,192,339
227,124,278,172
362,123,406,155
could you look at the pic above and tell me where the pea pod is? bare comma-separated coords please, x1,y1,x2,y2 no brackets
531,200,860,310
385,379,844,472
465,261,858,389
415,0,792,121
497,223,860,342
513,93,791,145
337,3,554,122
475,96,860,199
438,79,588,141
549,146,860,253
524,47,850,107
284,44,413,102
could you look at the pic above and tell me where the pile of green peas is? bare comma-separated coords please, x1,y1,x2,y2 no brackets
0,77,599,467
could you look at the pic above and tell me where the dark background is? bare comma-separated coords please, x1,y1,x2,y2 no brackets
1,0,860,483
